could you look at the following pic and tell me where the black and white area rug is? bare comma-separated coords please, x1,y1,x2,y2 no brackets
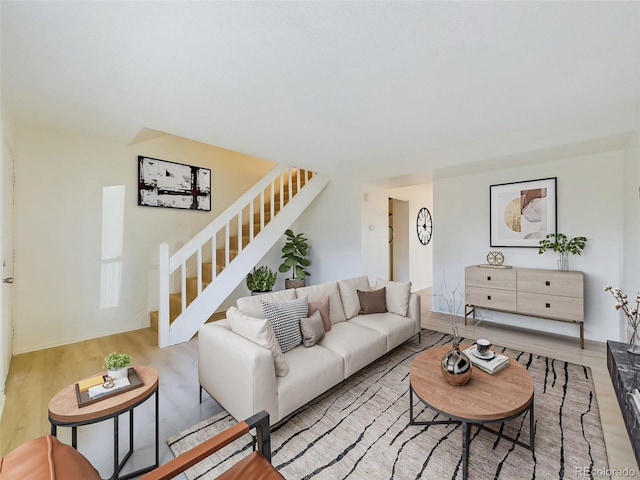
168,330,608,479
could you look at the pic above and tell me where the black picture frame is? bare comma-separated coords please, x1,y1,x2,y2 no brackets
490,177,557,247
138,156,211,211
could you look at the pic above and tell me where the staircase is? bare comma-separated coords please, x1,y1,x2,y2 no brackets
154,165,329,347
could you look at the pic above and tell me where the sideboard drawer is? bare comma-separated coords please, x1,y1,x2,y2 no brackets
517,292,584,322
466,286,516,311
517,269,583,298
465,266,516,290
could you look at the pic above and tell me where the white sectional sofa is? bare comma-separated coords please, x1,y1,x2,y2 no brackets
198,276,421,425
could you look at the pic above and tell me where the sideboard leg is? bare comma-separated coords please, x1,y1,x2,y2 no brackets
580,324,584,349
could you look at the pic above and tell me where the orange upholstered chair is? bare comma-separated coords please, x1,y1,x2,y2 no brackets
0,411,284,480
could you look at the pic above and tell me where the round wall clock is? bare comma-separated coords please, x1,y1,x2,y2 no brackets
416,207,433,245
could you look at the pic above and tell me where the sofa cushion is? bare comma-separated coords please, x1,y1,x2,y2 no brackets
318,321,386,377
226,307,289,376
277,344,344,421
296,281,346,324
0,434,101,480
308,296,331,332
300,310,325,347
261,297,308,353
374,279,412,316
338,276,371,319
237,289,296,318
357,287,387,314
350,312,419,352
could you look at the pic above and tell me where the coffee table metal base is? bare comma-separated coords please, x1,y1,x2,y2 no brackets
409,386,535,480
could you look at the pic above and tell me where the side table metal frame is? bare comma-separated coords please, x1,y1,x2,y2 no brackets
409,384,535,480
50,384,159,480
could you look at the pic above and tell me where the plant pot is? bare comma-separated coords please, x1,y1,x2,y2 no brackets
107,367,129,380
251,290,272,296
285,278,305,289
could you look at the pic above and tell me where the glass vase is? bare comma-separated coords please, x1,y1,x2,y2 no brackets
557,252,569,271
628,324,640,355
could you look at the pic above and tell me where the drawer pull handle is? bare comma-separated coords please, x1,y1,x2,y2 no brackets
487,276,491,281
545,281,551,286
546,303,551,308
487,295,492,300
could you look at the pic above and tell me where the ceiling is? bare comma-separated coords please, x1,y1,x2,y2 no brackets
2,1,639,185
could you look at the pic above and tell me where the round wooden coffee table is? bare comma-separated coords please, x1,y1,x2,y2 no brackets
409,345,534,480
48,366,159,480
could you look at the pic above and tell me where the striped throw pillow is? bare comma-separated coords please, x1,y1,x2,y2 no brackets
261,296,308,353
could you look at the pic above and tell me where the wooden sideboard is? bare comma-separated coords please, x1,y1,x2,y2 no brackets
465,265,585,348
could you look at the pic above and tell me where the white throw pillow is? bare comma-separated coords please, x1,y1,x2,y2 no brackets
338,276,371,319
236,289,296,318
375,279,412,316
226,307,289,377
261,296,309,353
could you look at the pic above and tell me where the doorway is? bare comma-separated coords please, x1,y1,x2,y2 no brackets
388,198,409,281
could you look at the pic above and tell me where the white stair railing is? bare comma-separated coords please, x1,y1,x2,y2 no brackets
158,165,327,347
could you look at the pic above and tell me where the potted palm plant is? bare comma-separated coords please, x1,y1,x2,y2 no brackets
246,266,277,295
278,229,311,289
104,352,131,380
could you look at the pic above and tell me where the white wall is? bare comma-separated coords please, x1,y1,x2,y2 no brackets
13,125,276,353
433,150,627,343
299,176,365,284
361,183,433,290
0,93,14,420
623,128,640,336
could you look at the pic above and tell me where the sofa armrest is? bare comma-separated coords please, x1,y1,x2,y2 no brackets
198,324,279,424
408,292,421,334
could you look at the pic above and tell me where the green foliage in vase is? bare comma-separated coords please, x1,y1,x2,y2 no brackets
538,233,587,256
104,352,131,370
246,265,277,292
278,229,311,279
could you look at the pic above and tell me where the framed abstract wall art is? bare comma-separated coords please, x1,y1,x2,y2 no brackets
138,156,211,211
490,177,557,247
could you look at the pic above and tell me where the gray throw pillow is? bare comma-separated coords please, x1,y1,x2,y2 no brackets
261,296,308,353
357,287,387,314
300,310,325,347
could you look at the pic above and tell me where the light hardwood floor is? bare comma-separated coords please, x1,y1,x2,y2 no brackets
1,290,638,478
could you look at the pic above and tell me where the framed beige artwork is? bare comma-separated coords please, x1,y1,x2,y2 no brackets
490,177,557,247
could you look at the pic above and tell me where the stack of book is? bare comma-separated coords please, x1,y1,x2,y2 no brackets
463,345,509,374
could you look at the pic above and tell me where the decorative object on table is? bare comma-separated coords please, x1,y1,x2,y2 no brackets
435,273,474,386
475,338,492,356
104,352,132,380
486,251,504,266
604,285,640,354
416,207,433,245
490,177,557,248
440,345,472,386
246,265,277,295
538,233,587,271
74,367,144,407
138,156,211,211
279,229,311,289
463,345,510,374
